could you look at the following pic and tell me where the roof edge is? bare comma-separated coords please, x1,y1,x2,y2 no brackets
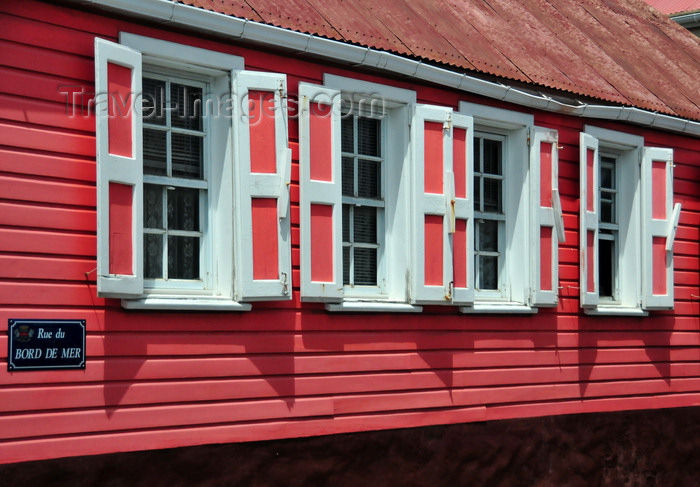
68,0,700,136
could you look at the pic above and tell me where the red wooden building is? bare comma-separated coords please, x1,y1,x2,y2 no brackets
1,0,699,478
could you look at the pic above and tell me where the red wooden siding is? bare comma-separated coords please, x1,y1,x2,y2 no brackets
248,90,277,174
251,198,280,280
107,182,133,275
0,0,699,465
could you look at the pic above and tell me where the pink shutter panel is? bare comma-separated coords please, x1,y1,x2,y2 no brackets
641,147,677,309
299,83,343,301
530,128,561,307
412,105,453,304
579,133,599,308
233,71,292,301
94,38,143,298
451,112,475,305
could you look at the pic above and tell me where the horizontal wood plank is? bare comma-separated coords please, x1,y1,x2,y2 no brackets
0,147,95,182
0,255,95,281
0,174,95,207
0,202,95,232
0,397,334,441
0,228,95,256
0,93,94,133
0,120,94,157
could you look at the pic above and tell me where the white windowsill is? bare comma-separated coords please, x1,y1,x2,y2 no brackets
122,296,252,311
459,302,538,314
583,306,648,317
325,301,423,313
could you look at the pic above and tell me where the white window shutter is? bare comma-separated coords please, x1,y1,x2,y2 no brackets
298,82,344,302
529,127,561,307
449,112,475,305
233,71,292,301
579,132,599,307
94,38,143,298
641,147,677,310
412,105,473,305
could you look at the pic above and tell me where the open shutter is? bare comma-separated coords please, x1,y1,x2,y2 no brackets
411,105,473,305
95,38,143,298
641,147,678,309
530,128,562,307
233,71,292,301
579,132,599,307
299,82,343,302
451,112,475,305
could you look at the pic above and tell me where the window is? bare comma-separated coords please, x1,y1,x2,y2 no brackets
94,34,292,309
579,126,680,314
142,74,208,289
458,102,563,312
598,154,618,299
473,133,505,293
299,76,418,311
341,108,384,289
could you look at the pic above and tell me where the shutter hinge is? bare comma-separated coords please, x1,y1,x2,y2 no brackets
281,272,289,295
443,113,452,131
278,78,285,100
526,128,531,147
445,281,454,301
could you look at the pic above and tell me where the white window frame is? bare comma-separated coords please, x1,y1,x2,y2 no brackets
114,33,249,310
597,153,620,300
302,74,420,312
472,131,508,298
141,72,210,292
582,126,646,316
340,100,387,296
458,102,536,314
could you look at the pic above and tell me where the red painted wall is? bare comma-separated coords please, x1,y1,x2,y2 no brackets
0,0,699,465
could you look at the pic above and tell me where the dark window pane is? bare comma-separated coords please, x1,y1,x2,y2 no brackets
599,239,614,298
143,129,167,175
601,166,614,189
167,187,200,231
353,247,377,285
342,246,350,286
144,233,163,279
142,78,165,125
601,201,614,224
144,184,164,230
358,117,380,157
474,137,481,172
342,157,354,196
353,206,377,244
473,176,480,211
358,159,380,198
478,255,498,290
483,139,502,175
171,83,202,131
483,178,502,213
478,220,498,252
168,236,199,280
342,205,350,242
171,133,203,179
341,115,354,153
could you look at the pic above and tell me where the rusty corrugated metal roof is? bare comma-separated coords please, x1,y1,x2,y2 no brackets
645,0,700,14
177,0,700,121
